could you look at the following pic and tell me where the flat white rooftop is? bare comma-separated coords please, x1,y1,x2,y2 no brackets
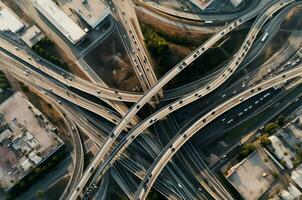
0,7,24,33
227,151,273,200
190,0,214,10
20,25,45,47
32,0,86,44
69,0,111,29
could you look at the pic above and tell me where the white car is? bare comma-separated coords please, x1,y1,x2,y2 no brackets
227,119,234,124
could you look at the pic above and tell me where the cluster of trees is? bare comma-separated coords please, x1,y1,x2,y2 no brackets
258,134,271,146
141,23,172,77
0,71,10,90
264,122,280,133
141,24,170,57
20,82,29,93
32,37,69,71
5,148,68,200
238,143,256,160
141,23,207,48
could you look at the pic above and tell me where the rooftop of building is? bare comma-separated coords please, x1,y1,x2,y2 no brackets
32,0,86,44
0,93,63,191
0,3,24,33
67,0,111,29
20,25,45,47
227,151,273,200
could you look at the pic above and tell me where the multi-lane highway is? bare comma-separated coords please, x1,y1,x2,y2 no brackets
71,1,294,198
68,1,295,198
107,0,158,91
0,36,143,102
135,64,302,200
1,0,302,199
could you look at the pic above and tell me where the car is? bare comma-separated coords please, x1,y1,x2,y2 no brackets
239,97,244,101
57,100,62,105
227,119,234,124
222,94,226,98
255,100,259,104
238,112,243,116
96,90,100,94
248,105,252,109
244,108,248,112
48,88,52,92
233,90,237,94
221,118,226,122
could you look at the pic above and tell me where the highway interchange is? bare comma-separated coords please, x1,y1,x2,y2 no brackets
1,0,302,199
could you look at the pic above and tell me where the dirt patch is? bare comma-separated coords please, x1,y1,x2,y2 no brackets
281,5,302,30
84,31,142,92
136,8,211,46
140,21,227,88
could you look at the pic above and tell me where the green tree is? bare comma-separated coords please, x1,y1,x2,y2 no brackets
20,84,29,92
272,171,279,178
36,190,44,199
277,115,285,126
239,143,256,159
280,160,286,167
258,134,271,146
35,167,42,175
28,175,36,182
18,181,26,188
265,122,279,133
52,156,59,162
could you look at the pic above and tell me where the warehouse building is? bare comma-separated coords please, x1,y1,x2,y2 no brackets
0,7,24,33
69,0,111,29
32,0,87,45
20,25,45,47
